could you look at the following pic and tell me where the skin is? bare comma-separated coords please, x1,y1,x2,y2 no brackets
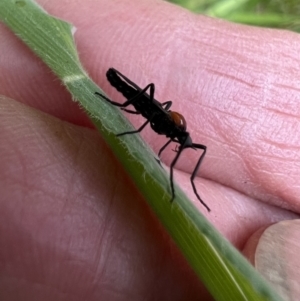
1,0,300,300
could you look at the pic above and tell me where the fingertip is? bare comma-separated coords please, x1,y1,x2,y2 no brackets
243,220,300,301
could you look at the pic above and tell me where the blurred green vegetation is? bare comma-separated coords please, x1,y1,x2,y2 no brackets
167,0,300,32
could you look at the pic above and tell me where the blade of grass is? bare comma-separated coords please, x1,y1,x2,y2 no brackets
204,0,249,17
226,12,295,28
168,0,299,32
0,1,285,300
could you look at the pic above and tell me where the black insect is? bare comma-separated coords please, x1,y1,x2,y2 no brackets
95,68,210,212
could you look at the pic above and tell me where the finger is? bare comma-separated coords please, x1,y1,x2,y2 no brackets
0,20,91,126
0,96,208,300
2,0,300,211
37,0,300,212
242,220,300,301
177,172,298,247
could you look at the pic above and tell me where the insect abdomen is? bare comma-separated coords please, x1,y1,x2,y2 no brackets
106,69,138,99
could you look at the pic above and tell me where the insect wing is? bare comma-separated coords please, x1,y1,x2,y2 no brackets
110,68,144,93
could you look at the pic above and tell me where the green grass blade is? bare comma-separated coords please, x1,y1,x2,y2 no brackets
225,12,295,28
168,0,299,32
204,0,249,17
0,1,284,300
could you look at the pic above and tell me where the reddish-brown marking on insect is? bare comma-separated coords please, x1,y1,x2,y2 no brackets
169,111,187,130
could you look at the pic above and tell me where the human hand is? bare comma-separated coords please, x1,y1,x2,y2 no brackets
1,0,300,300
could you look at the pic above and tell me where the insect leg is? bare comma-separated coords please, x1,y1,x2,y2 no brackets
161,101,172,110
121,108,140,114
169,143,184,203
168,137,210,211
116,120,150,137
190,143,210,212
94,95,140,114
158,139,173,158
95,92,118,104
153,139,173,167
